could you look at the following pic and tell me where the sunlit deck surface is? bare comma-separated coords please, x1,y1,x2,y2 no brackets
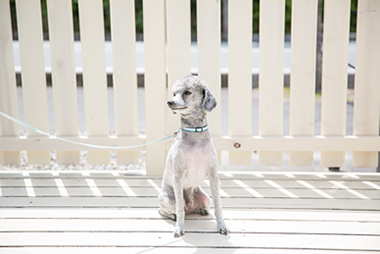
0,171,379,253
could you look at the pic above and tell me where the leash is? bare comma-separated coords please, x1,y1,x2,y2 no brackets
0,111,174,150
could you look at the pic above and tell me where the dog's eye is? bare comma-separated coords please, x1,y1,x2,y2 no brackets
184,91,192,96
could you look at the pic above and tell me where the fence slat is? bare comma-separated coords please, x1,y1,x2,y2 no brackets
197,0,221,164
289,0,318,166
143,0,167,175
0,0,20,165
110,0,139,165
258,0,285,166
15,0,50,165
78,0,110,165
166,0,191,133
353,0,380,168
228,0,252,166
320,0,351,167
46,0,80,165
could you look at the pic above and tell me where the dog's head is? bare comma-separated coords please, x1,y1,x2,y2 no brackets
167,76,217,116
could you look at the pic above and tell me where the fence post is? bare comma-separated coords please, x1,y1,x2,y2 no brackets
166,0,191,133
289,0,318,167
78,0,110,165
0,0,20,165
16,0,50,165
47,0,80,165
110,0,140,165
228,0,253,166
258,0,285,166
320,0,350,168
352,0,380,168
143,0,167,175
197,0,222,164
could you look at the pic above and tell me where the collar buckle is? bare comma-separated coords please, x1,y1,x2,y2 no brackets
182,125,208,133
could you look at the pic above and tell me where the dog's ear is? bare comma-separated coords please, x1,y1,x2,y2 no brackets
202,88,217,113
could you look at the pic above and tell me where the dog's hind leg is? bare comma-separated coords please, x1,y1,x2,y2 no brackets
191,186,211,216
158,186,177,221
158,202,176,221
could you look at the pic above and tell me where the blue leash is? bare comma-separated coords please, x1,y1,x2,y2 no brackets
0,111,174,150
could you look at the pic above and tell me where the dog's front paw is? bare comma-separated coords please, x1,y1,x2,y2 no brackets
173,225,185,238
218,223,230,236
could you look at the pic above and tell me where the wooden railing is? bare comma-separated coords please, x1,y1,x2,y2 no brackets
0,0,379,175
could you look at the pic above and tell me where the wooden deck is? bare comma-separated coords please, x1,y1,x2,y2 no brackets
0,171,379,253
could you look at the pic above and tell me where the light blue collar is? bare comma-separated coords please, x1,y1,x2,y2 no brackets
182,125,208,133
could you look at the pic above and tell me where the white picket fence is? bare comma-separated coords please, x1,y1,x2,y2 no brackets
0,0,379,175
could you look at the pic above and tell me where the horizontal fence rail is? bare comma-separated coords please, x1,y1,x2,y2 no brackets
1,136,380,152
0,0,379,175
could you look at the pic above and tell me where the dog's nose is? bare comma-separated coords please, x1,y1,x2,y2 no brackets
167,101,174,106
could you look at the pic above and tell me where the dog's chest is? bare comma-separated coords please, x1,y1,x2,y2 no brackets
182,147,210,187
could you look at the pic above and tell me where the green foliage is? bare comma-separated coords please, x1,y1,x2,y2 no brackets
252,0,259,33
191,0,196,34
135,0,143,33
284,0,292,34
350,0,358,33
9,0,17,36
252,0,292,34
9,0,358,39
71,0,80,35
103,0,110,35
40,0,48,36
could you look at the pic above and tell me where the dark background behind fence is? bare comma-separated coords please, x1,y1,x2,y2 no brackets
9,0,358,42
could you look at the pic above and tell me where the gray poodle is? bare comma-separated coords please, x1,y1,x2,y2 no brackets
158,75,229,237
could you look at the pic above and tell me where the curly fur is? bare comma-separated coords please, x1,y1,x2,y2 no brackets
159,75,229,237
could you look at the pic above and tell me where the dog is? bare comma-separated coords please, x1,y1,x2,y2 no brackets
158,75,229,237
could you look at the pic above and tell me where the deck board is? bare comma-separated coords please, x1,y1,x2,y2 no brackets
1,209,380,222
4,247,378,254
1,232,380,250
1,187,379,199
2,248,380,254
0,171,379,253
0,197,378,211
1,219,379,235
